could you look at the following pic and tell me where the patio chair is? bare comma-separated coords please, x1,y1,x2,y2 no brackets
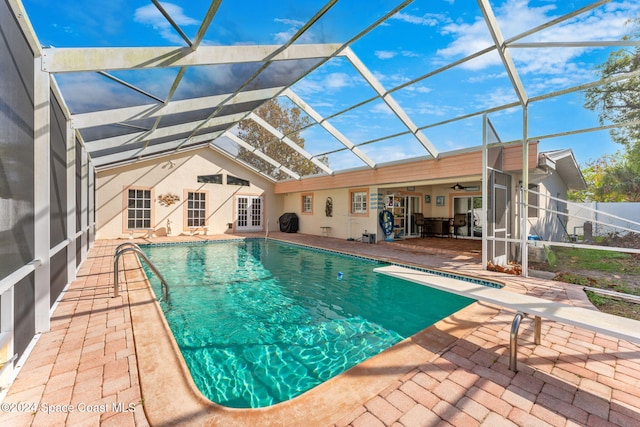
452,213,467,238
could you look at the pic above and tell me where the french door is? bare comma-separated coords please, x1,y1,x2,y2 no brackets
236,196,263,232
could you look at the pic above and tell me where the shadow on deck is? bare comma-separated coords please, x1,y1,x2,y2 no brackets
381,236,482,257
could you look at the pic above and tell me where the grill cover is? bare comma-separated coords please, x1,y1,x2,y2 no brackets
278,213,299,233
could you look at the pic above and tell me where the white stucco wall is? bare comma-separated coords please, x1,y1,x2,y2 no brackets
95,147,282,239
527,171,568,241
278,183,468,241
279,187,379,240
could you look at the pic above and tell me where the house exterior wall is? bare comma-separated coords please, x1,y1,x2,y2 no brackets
278,182,489,241
512,169,569,242
95,148,282,239
272,144,537,241
95,143,543,241
280,187,379,239
274,144,536,194
536,171,569,242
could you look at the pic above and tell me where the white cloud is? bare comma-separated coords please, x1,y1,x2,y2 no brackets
272,18,306,43
291,71,358,102
391,12,449,27
375,50,397,60
134,2,198,43
360,138,429,164
369,103,394,116
412,101,459,117
274,18,305,27
405,84,432,94
325,73,353,90
473,87,519,110
400,50,421,58
292,78,323,96
467,71,507,83
272,17,322,44
437,0,640,76
375,49,422,63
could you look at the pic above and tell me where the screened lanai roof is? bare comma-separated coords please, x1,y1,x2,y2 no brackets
19,0,640,181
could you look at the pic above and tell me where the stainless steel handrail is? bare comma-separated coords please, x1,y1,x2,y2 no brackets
113,242,142,297
113,246,170,303
509,311,541,372
115,242,141,253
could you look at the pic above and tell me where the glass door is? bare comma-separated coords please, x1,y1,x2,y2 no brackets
452,195,483,238
405,195,421,238
236,196,263,232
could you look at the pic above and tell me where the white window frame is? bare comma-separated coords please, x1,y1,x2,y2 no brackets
187,191,207,227
350,190,368,215
302,193,313,214
127,188,152,229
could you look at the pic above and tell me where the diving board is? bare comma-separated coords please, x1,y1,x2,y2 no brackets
374,265,640,371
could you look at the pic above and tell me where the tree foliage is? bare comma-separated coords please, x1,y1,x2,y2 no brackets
576,17,640,202
570,150,640,202
584,17,640,148
236,99,327,180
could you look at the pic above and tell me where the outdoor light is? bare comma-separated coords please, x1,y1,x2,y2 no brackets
451,183,466,190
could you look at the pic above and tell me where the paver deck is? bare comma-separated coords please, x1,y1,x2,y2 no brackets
1,233,639,426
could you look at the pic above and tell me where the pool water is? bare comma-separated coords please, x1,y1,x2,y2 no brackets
141,239,474,408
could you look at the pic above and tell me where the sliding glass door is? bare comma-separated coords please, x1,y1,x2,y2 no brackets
405,195,421,238
452,195,483,238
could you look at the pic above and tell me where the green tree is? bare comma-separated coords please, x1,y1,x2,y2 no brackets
584,17,640,148
570,150,640,202
236,99,327,180
579,16,640,202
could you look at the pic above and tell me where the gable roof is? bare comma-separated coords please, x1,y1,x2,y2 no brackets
538,149,587,190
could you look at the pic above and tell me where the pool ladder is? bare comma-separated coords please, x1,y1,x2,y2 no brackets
113,242,170,303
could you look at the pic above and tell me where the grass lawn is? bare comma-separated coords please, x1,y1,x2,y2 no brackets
530,246,640,320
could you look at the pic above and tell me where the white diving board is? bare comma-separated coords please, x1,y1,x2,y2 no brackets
374,265,640,371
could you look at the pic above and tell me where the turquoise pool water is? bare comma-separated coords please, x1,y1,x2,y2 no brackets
140,239,475,408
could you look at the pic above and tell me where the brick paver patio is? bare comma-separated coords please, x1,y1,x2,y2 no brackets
1,233,639,426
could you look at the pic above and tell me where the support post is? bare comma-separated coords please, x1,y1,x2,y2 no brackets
521,106,529,277
66,122,77,283
534,316,542,345
33,58,51,333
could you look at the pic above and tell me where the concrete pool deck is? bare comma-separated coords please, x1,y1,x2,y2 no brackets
1,233,640,426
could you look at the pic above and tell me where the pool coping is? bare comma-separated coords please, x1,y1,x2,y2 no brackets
123,241,501,425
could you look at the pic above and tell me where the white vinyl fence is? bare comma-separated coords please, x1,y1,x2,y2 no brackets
567,202,640,237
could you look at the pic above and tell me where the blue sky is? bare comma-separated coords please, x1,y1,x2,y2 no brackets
22,0,640,172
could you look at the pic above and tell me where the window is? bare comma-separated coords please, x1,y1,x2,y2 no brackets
528,184,539,218
302,193,313,214
197,174,223,184
350,189,368,215
187,192,206,227
127,189,151,229
227,175,250,186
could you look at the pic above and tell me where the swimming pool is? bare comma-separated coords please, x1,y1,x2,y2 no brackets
140,239,478,408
